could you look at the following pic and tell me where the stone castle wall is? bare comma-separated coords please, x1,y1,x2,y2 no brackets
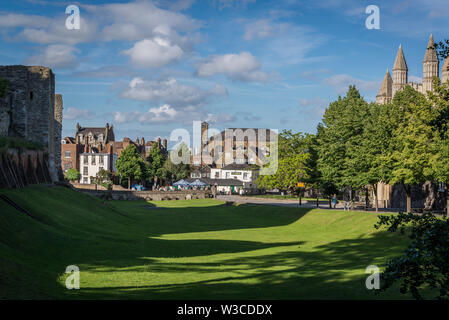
0,65,62,183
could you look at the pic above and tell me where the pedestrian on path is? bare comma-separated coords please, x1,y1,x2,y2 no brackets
332,194,337,208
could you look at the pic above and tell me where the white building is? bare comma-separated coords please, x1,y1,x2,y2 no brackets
79,152,117,184
211,164,257,182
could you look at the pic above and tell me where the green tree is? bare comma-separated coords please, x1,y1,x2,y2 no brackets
317,86,369,198
96,168,114,189
428,79,449,215
115,144,146,189
375,212,449,300
146,143,166,187
346,101,400,211
387,86,436,213
256,130,311,192
64,168,80,182
163,143,190,182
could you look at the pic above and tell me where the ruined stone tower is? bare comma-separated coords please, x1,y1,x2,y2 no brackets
0,65,63,182
54,94,63,179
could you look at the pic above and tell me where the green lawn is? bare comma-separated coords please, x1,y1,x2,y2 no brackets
0,186,410,299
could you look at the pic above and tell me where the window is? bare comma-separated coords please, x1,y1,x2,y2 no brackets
83,155,88,164
99,156,104,165
226,172,230,179
64,163,71,172
65,151,71,158
83,177,88,184
91,156,96,165
83,167,88,175
243,173,248,180
215,172,219,178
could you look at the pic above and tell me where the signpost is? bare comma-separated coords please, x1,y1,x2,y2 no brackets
297,182,305,206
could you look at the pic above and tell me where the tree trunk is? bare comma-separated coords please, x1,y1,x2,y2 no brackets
373,184,378,212
404,184,411,213
329,198,332,209
365,187,369,211
446,189,449,217
446,196,449,217
128,178,131,190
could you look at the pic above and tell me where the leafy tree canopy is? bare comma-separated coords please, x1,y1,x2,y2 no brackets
115,144,146,186
64,168,80,182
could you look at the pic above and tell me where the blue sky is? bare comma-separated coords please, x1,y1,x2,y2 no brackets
1,0,449,145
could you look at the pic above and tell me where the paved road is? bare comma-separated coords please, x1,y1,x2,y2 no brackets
216,195,342,209
216,195,401,213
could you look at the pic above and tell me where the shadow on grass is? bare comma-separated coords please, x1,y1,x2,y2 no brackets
65,228,409,300
0,187,411,300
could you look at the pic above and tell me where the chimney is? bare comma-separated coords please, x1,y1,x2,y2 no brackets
136,137,140,145
163,138,167,150
123,137,130,150
141,137,145,145
76,122,80,133
157,137,161,147
84,136,88,153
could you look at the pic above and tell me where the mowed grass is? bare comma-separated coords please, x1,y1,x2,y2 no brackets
0,186,411,299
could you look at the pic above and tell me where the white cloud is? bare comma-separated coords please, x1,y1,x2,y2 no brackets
323,74,379,94
0,13,50,28
196,52,268,82
113,104,179,124
25,45,79,69
243,19,278,40
112,104,234,125
123,38,183,68
86,1,198,45
17,16,97,45
119,77,227,108
0,1,198,48
64,107,95,120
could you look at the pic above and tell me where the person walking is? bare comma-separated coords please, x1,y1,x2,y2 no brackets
332,194,337,208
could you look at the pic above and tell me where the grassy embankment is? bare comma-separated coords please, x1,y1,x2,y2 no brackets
0,185,411,299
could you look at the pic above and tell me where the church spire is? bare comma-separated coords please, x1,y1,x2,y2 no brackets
376,69,393,104
393,45,408,70
423,34,439,93
392,45,408,96
423,34,438,62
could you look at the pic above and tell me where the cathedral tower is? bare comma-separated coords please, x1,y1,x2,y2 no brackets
376,69,393,104
442,57,449,84
392,45,408,97
422,34,439,93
